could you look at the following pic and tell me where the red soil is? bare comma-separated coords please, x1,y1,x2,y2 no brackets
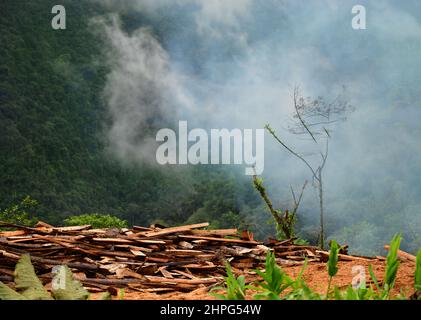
98,259,416,300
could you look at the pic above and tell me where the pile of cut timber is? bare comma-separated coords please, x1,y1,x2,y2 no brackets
0,221,378,294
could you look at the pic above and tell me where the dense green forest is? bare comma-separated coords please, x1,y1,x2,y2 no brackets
0,0,267,233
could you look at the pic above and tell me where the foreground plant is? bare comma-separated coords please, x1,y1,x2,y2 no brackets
211,262,247,300
0,254,102,300
326,240,340,297
410,248,421,300
213,234,420,301
367,234,401,300
250,252,292,300
251,252,321,300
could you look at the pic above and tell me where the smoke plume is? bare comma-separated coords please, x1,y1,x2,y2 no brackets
91,0,421,254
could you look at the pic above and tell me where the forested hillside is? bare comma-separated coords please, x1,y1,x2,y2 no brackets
0,0,263,231
1,0,421,257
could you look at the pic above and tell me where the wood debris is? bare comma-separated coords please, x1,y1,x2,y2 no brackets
0,221,382,295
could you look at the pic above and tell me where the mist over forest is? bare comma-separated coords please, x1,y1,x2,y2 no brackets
1,0,421,255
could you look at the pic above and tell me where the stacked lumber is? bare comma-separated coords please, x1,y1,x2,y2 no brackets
0,221,377,294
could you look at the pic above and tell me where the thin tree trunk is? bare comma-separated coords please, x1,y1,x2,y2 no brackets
318,169,325,250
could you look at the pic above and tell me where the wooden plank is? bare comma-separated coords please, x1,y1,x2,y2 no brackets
158,267,175,279
0,223,51,234
132,226,154,232
146,257,169,263
128,287,175,293
0,239,56,249
4,237,35,242
182,264,217,270
316,250,373,262
384,245,416,262
178,241,194,249
164,249,204,256
0,268,14,276
266,238,296,246
126,245,153,253
276,250,308,258
192,240,209,245
189,229,238,237
125,235,166,244
81,229,107,235
52,225,92,232
144,275,218,285
142,223,210,238
96,250,137,259
133,239,166,245
92,238,135,244
172,270,197,280
274,245,319,252
35,221,54,228
116,268,145,280
130,249,146,257
0,250,98,270
0,230,27,237
178,235,261,245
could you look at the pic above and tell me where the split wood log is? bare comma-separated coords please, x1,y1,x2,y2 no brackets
1,221,388,295
144,275,219,285
141,223,210,238
315,250,373,262
0,249,98,271
177,235,261,245
384,245,416,262
189,229,238,237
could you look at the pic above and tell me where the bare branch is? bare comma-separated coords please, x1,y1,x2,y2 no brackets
265,124,319,181
293,87,317,143
320,136,329,171
291,180,308,216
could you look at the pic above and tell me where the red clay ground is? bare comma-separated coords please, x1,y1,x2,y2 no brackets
97,259,416,300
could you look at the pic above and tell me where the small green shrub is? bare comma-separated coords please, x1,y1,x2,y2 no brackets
64,213,128,229
239,251,320,300
0,196,38,227
211,262,248,300
250,252,292,300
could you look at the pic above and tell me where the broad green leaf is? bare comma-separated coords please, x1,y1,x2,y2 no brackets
0,282,26,300
14,254,53,300
51,265,89,300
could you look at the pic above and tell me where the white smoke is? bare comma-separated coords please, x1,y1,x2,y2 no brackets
90,0,421,253
94,15,194,164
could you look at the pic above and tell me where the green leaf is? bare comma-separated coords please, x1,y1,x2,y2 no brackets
415,249,421,291
327,240,339,277
384,234,402,292
100,291,112,300
0,282,26,300
213,262,247,300
51,265,89,300
368,265,381,293
14,254,53,300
